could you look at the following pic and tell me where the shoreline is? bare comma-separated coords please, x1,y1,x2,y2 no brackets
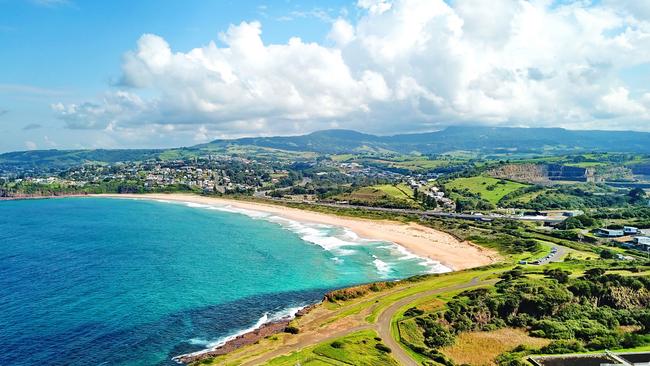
172,304,317,364
95,193,499,271
4,192,500,364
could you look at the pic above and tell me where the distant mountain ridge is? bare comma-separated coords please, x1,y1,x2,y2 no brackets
2,126,650,172
203,126,650,154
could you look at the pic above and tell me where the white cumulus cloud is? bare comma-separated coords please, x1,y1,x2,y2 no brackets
53,0,650,146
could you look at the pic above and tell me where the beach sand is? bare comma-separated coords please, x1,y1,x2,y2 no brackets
97,193,499,271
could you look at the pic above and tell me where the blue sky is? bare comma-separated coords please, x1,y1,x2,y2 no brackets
1,0,650,152
0,0,353,151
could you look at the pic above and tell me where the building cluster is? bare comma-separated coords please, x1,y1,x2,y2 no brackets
405,177,455,210
597,226,650,253
5,155,278,194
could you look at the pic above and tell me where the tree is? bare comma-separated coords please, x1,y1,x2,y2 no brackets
416,318,455,349
584,268,606,278
629,188,647,204
545,269,570,284
600,249,616,259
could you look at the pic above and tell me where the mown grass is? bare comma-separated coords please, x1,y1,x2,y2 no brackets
445,176,529,205
398,318,426,348
263,330,399,366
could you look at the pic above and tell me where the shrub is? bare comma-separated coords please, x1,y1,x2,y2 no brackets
600,249,616,259
404,307,425,317
330,340,343,349
539,340,586,354
375,343,392,353
531,320,573,339
284,326,300,334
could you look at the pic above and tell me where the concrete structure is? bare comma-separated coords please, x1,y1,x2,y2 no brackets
597,228,625,237
634,236,650,252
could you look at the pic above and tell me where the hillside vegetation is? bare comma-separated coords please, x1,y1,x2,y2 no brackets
444,176,529,205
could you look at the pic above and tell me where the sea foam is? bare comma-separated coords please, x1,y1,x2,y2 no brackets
160,199,452,275
186,304,307,350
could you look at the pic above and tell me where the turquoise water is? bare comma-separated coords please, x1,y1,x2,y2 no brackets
0,197,448,365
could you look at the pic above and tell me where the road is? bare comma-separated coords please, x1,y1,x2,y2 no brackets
375,277,499,366
236,277,498,366
529,244,570,265
253,197,566,224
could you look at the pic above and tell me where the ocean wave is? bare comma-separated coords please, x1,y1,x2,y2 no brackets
372,256,392,278
156,199,452,273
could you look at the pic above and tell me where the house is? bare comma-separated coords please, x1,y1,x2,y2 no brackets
624,226,639,235
597,228,624,237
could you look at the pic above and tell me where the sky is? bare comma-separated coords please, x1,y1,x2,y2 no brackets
1,0,650,152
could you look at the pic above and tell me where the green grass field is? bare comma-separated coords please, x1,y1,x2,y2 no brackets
375,184,415,200
445,176,529,204
335,184,420,208
263,330,399,366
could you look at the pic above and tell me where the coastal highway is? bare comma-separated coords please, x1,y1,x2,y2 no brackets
272,199,567,224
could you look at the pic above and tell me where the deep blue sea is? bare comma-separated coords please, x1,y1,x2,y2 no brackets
0,197,448,365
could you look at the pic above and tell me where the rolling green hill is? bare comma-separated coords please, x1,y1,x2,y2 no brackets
3,126,650,173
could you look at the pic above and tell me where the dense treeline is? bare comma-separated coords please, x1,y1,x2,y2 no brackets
405,267,650,366
0,181,196,197
499,185,645,210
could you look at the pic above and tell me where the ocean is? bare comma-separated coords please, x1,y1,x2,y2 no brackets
0,197,448,365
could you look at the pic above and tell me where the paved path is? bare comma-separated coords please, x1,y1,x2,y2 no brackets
375,277,498,366
239,277,498,366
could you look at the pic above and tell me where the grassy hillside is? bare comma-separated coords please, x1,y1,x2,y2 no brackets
445,176,529,205
263,330,399,366
334,184,420,209
6,127,650,174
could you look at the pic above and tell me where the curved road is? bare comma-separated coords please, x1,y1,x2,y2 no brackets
236,277,498,366
375,277,498,366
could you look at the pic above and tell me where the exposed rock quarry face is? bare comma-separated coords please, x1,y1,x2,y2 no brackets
488,164,593,184
488,164,550,184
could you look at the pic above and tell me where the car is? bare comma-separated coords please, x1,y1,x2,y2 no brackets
518,260,528,265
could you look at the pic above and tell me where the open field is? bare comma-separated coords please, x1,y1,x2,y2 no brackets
445,176,529,204
440,328,551,365
334,184,421,209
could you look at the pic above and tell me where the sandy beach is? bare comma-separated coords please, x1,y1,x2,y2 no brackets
96,193,499,270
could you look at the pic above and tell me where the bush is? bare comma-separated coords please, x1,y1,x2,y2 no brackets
544,268,571,284
539,340,586,354
587,334,622,350
330,340,343,349
600,249,616,259
375,343,392,353
531,320,573,339
416,318,456,349
284,326,300,334
404,307,425,317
